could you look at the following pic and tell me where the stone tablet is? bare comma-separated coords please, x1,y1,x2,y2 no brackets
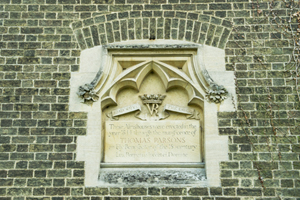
104,120,201,163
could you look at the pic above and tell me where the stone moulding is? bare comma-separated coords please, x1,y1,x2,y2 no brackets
77,44,228,104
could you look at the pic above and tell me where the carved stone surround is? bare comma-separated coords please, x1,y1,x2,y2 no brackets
70,40,235,187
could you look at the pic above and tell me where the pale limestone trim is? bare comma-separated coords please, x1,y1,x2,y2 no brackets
70,40,234,187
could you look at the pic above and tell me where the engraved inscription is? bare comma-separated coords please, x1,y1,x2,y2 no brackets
164,104,200,120
112,104,141,117
164,104,193,115
104,121,201,163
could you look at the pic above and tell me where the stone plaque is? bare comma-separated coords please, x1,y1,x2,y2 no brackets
104,120,200,163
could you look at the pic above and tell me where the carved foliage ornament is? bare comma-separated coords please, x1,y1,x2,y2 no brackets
206,83,228,103
77,83,99,102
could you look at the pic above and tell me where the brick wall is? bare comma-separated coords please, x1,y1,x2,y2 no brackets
0,0,300,199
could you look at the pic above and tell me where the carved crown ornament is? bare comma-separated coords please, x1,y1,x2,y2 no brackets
76,44,228,106
139,94,166,116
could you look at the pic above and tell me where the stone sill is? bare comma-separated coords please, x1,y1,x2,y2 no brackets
98,167,207,187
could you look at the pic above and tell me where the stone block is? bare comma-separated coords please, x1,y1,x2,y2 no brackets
84,188,109,195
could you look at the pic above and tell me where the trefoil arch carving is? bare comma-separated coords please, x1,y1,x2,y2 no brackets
77,44,228,105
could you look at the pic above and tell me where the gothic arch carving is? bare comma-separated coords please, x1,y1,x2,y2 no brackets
77,44,228,105
100,59,205,110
